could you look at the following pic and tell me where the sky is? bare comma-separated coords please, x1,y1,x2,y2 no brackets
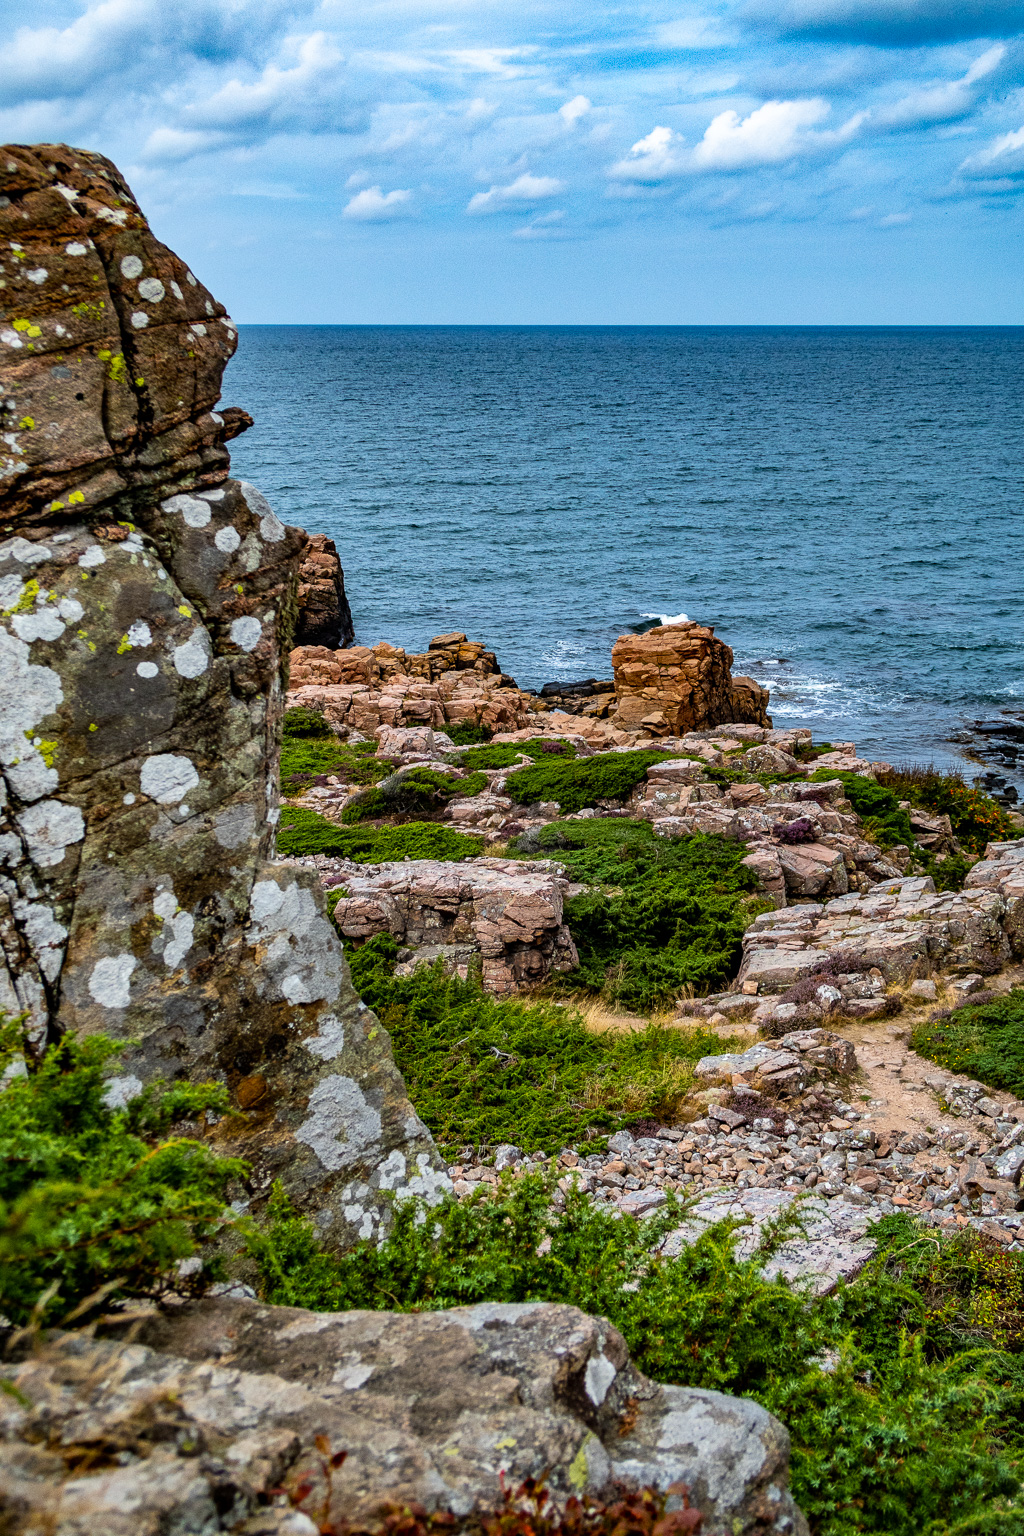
1,0,1023,322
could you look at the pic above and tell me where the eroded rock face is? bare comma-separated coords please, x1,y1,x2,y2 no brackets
0,1296,808,1536
307,856,579,995
0,143,447,1246
610,624,771,736
294,532,354,650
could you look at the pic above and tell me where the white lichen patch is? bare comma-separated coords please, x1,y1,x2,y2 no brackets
0,630,62,801
78,545,105,568
15,798,86,868
138,277,165,302
88,953,137,1009
11,608,64,643
102,1074,144,1109
305,1012,345,1061
246,876,347,1004
1,536,51,565
230,615,262,652
172,631,210,678
295,1074,383,1173
214,525,241,554
239,482,286,543
130,311,149,329
140,754,199,805
152,884,195,970
126,621,152,647
13,897,68,981
120,255,144,279
162,492,212,529
136,661,159,678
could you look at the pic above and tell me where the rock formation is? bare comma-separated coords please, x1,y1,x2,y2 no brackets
0,143,447,1246
610,623,771,736
0,1295,808,1536
294,532,354,649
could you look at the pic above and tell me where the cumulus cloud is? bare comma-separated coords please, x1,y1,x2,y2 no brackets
466,171,565,212
609,98,864,180
743,0,1024,46
877,43,1005,125
608,125,689,181
342,183,413,218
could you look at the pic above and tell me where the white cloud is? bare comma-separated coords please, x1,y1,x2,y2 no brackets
185,32,348,130
655,16,734,47
342,184,413,219
466,171,565,212
608,125,689,181
960,122,1024,178
143,127,227,162
878,43,1005,127
879,210,912,223
512,209,566,238
559,94,591,126
692,98,832,168
608,98,862,181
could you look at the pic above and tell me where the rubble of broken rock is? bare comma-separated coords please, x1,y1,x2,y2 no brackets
445,1018,1024,1275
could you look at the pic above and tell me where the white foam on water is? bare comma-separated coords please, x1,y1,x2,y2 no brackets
640,610,689,625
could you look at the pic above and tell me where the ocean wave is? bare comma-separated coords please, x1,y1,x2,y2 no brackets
640,610,689,625
540,639,588,674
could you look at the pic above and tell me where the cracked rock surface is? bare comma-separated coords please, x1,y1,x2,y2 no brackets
0,1295,807,1536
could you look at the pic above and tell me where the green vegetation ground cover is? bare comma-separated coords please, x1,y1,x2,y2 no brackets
249,1174,1024,1536
0,1022,242,1327
877,764,1021,858
454,739,578,771
346,935,727,1152
343,767,489,823
912,988,1024,1097
280,706,388,794
513,820,763,1012
503,749,691,814
277,808,483,862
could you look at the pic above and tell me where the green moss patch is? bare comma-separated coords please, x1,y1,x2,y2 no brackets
280,707,387,794
276,810,484,862
341,767,489,824
912,988,1024,1096
456,738,578,771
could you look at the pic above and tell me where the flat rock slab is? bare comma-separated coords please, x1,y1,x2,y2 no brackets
662,1188,875,1295
0,1297,808,1536
738,875,1014,991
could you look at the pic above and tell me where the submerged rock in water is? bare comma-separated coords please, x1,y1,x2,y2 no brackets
0,143,447,1245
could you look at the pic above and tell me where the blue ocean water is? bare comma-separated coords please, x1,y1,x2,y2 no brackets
225,327,1024,772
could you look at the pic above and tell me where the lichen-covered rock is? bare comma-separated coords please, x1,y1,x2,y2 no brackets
610,624,771,735
294,533,354,649
0,143,447,1247
0,1296,808,1536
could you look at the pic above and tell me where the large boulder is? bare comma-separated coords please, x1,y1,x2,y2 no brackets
0,143,447,1246
610,624,770,736
0,1295,809,1536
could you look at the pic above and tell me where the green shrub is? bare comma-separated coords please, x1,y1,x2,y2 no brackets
912,988,1024,1096
0,1022,243,1327
504,750,683,814
282,705,332,739
808,769,915,849
277,810,483,862
457,739,578,771
876,764,1021,858
341,768,488,824
346,936,726,1152
517,823,761,1012
246,1180,1024,1536
446,722,493,745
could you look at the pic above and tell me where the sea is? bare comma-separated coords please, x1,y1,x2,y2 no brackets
225,326,1024,781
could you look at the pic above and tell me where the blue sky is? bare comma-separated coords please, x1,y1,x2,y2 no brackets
2,0,1023,321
